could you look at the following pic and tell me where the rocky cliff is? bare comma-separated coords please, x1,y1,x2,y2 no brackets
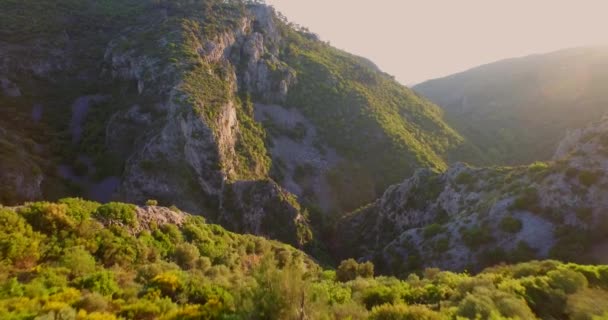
338,116,608,274
0,0,480,248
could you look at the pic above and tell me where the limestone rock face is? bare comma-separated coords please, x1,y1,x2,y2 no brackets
339,116,608,273
95,4,309,245
0,128,43,204
220,180,311,247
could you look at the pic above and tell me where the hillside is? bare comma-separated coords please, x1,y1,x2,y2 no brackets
414,46,608,165
0,0,482,247
338,115,608,275
2,200,608,319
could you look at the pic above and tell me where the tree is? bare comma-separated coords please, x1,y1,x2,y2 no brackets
336,259,359,282
174,243,200,270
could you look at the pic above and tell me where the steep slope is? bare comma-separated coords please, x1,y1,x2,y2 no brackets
0,0,480,246
414,46,608,165
338,116,608,275
3,200,608,319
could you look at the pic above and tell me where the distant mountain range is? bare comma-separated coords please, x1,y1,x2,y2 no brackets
415,46,608,165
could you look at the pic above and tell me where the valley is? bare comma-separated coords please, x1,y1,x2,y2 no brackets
1,0,608,319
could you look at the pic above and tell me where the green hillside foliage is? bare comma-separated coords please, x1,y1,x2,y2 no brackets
279,24,483,197
414,46,608,165
1,0,485,219
1,200,608,319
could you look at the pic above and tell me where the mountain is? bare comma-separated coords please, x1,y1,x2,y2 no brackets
0,0,482,247
414,46,608,165
338,116,608,275
2,199,608,319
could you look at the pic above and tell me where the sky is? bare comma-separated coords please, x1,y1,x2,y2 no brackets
265,0,608,85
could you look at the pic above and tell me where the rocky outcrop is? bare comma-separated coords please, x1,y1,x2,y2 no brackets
97,4,307,245
133,205,188,232
254,103,341,212
0,128,43,204
220,180,312,247
339,116,608,273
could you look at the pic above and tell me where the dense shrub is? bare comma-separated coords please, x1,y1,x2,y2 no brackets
336,259,374,282
1,200,608,319
369,304,443,320
95,202,137,226
362,286,400,310
455,171,476,186
20,202,76,234
173,243,200,270
579,170,600,187
461,225,494,249
58,198,100,222
499,215,523,233
529,161,549,172
423,223,444,239
510,187,540,212
76,271,119,296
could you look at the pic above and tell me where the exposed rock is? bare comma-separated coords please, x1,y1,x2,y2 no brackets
339,116,608,273
254,103,341,212
133,205,187,232
0,128,43,204
220,179,311,247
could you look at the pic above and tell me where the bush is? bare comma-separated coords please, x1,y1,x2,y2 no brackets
60,246,97,277
358,261,374,278
423,223,444,239
548,269,588,294
95,202,137,226
457,292,498,319
461,225,494,249
510,187,540,212
75,293,110,313
76,271,119,296
336,259,374,282
58,198,100,222
499,216,523,233
362,286,400,310
336,259,359,282
149,272,184,300
146,199,158,206
529,161,549,172
433,237,450,253
369,304,443,320
579,170,600,187
455,171,475,186
20,202,75,234
0,208,42,267
173,243,200,270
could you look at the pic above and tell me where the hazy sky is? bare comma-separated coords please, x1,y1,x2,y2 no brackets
266,0,608,85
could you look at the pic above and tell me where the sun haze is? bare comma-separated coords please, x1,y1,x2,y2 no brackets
265,0,608,85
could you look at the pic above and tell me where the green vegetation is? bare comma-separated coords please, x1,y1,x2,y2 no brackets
414,46,608,166
336,258,374,282
423,223,445,239
529,161,549,172
579,170,601,187
499,216,523,233
510,187,540,212
3,200,608,319
460,225,494,249
278,21,482,204
95,202,138,227
454,171,476,186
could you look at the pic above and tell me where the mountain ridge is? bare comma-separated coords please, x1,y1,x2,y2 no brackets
414,46,608,165
0,0,483,248
338,114,608,275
